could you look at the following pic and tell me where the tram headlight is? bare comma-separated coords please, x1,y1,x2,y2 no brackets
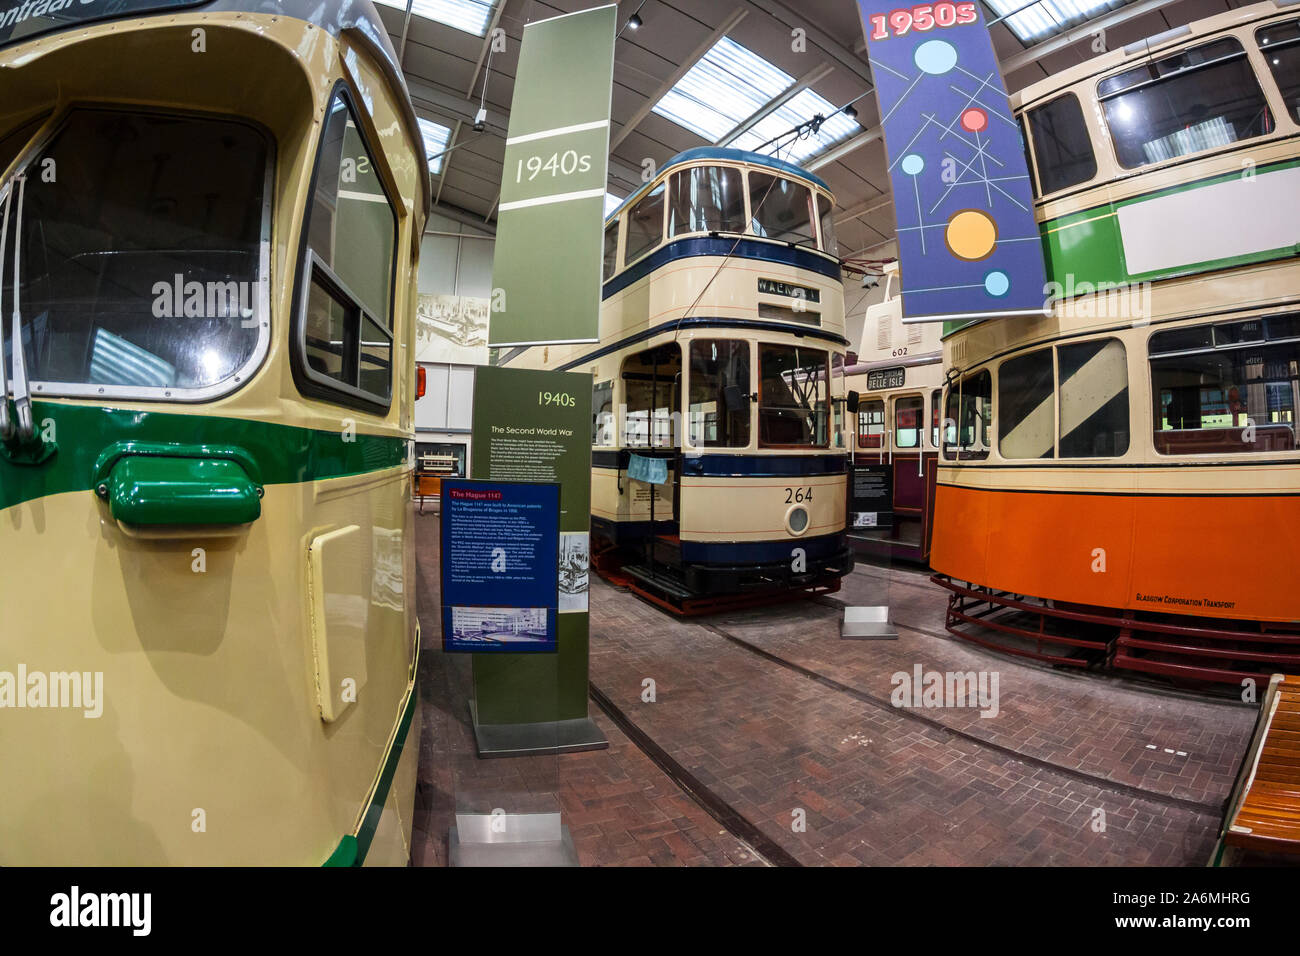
786,505,809,536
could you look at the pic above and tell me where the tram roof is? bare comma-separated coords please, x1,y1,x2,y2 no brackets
606,146,830,224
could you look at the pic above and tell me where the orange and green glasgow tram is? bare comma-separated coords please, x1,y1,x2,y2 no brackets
0,0,429,863
503,147,855,609
931,0,1300,686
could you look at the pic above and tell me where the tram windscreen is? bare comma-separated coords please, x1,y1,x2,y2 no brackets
758,344,829,447
0,109,267,396
0,0,206,51
688,339,750,447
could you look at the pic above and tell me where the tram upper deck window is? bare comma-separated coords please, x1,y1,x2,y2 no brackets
943,370,992,460
858,399,884,449
1258,20,1300,123
895,395,923,449
1026,93,1097,195
603,220,620,281
749,173,817,248
758,344,829,447
1099,38,1273,169
1150,316,1298,455
625,182,665,264
817,194,838,256
688,340,751,448
999,349,1055,459
297,93,397,408
0,108,267,399
668,166,745,237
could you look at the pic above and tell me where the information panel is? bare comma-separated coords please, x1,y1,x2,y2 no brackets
441,480,560,653
849,463,894,529
855,1,1048,324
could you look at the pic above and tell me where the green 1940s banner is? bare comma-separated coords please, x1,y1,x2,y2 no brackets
488,4,617,348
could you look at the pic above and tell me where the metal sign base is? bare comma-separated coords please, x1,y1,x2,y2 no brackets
469,699,608,758
841,606,899,640
449,812,580,867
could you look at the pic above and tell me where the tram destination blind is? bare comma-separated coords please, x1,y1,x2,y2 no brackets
849,463,893,529
440,479,560,653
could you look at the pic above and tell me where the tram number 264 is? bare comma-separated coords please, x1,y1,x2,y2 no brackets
784,487,813,503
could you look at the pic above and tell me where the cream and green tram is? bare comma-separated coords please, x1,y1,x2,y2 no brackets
505,148,853,606
0,0,429,863
931,1,1300,685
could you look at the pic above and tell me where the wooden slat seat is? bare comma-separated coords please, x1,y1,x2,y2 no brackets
1224,677,1300,855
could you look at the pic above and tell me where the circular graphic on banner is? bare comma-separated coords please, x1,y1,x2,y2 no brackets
960,108,989,133
901,153,925,176
984,270,1011,296
944,209,998,261
914,39,958,75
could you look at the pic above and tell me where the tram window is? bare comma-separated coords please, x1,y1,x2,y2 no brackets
931,389,942,448
1059,338,1129,458
895,395,923,449
625,182,665,264
593,379,615,446
1,108,267,396
999,349,1055,460
749,173,817,248
858,399,885,449
688,340,751,448
603,220,620,281
1099,38,1273,169
817,193,838,256
758,344,829,447
1026,94,1097,195
622,345,680,449
297,92,397,407
943,370,992,461
1259,21,1300,122
1151,318,1299,455
668,166,745,237
0,112,48,179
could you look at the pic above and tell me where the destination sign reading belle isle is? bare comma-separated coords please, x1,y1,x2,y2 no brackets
855,1,1049,324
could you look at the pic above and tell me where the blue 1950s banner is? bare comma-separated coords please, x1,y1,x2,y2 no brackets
855,2,1049,324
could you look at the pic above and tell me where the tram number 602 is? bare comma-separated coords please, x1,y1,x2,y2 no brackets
516,150,593,182
784,487,813,503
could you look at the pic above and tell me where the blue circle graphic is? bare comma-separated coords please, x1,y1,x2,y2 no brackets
984,270,1010,297
901,154,924,176
914,39,958,75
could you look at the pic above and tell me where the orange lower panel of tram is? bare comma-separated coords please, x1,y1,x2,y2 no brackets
931,484,1300,625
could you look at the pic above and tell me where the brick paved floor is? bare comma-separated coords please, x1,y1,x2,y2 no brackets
413,514,1256,866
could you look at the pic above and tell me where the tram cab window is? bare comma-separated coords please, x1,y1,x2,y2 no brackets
1258,20,1300,123
1099,38,1273,169
943,370,992,460
593,379,615,446
1059,338,1129,457
0,108,268,397
749,173,817,248
1150,316,1299,455
603,220,620,281
758,344,829,446
625,183,665,264
298,92,397,408
688,340,751,448
931,389,942,448
895,395,923,449
668,166,745,237
858,399,885,449
817,194,838,256
1026,93,1097,195
622,345,680,449
999,349,1055,459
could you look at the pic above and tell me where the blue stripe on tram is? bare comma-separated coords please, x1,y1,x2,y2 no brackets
603,236,842,300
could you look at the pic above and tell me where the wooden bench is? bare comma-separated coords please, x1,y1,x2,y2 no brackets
1220,675,1300,858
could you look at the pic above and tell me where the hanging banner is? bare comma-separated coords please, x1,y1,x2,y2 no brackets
488,4,617,347
855,2,1049,324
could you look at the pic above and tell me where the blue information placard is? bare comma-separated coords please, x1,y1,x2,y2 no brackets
856,1,1049,323
440,479,560,653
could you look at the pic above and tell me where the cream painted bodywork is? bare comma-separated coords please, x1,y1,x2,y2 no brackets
0,12,425,864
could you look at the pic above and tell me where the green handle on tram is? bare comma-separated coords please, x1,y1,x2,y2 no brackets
101,455,262,527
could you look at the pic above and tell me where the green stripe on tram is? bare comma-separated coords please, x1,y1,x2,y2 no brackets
0,401,407,511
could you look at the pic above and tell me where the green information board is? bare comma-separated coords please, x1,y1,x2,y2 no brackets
470,365,595,729
488,4,617,347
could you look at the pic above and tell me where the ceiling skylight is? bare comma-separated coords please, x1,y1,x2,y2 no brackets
652,36,794,142
732,88,860,164
605,193,624,217
373,0,497,38
418,117,454,174
984,0,1125,44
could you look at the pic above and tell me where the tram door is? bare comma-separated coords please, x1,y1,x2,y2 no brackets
620,345,682,544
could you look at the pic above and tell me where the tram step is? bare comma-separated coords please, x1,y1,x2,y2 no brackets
622,563,694,601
